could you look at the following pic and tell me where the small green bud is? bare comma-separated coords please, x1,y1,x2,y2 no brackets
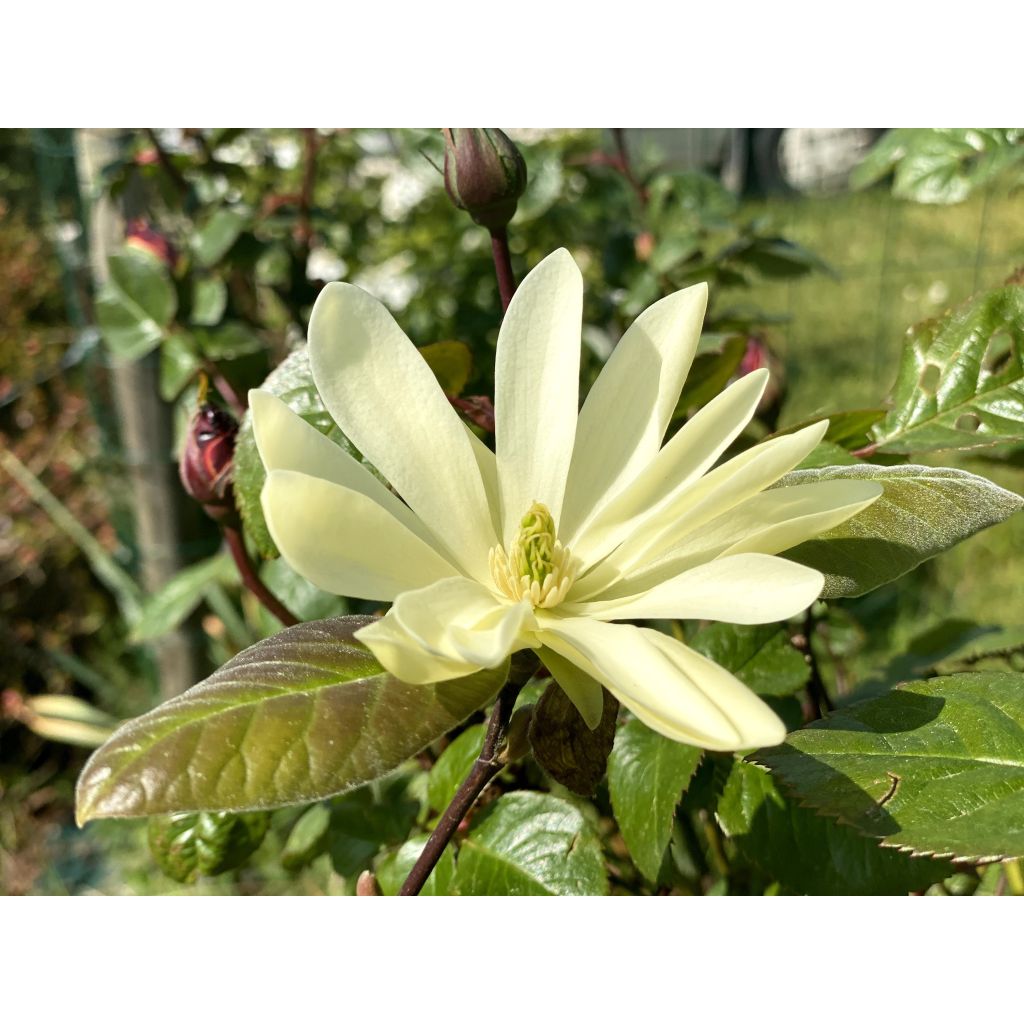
442,128,527,230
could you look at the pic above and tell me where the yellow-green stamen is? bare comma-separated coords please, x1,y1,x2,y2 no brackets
490,501,577,609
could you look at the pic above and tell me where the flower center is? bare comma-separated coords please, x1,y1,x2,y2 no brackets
489,501,578,609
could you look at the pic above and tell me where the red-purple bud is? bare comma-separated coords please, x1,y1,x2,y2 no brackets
448,394,496,433
126,219,177,268
442,129,527,231
180,404,238,514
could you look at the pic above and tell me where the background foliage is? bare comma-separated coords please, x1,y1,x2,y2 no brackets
3,128,1024,895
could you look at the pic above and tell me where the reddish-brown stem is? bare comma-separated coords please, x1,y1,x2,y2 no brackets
202,361,247,419
490,228,516,311
399,652,538,896
612,127,648,205
851,441,879,459
143,128,190,196
296,128,320,256
221,519,298,626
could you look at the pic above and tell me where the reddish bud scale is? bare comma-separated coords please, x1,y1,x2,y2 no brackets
180,404,238,512
125,219,177,268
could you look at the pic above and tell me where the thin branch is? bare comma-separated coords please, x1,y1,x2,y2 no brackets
221,519,298,627
296,128,320,256
399,651,538,896
142,128,190,196
489,228,517,312
796,607,833,721
611,128,648,205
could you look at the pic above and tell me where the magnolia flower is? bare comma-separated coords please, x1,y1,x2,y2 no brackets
251,250,881,750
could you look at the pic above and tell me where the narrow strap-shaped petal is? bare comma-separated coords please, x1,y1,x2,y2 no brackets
250,389,440,549
538,619,785,750
569,552,823,624
309,282,497,581
262,470,459,601
559,283,707,540
592,478,882,601
356,577,534,685
495,249,582,541
571,416,825,600
537,646,606,729
569,369,769,563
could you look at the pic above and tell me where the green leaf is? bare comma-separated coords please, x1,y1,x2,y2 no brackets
281,803,331,870
672,335,746,418
690,623,810,697
96,247,176,360
258,557,348,624
193,207,249,267
418,341,472,395
76,616,508,822
454,791,609,896
795,441,858,469
190,277,227,326
194,321,265,360
718,760,949,894
756,672,1024,862
426,724,485,815
871,287,1024,454
607,718,702,882
376,836,456,896
327,776,419,878
775,408,887,451
528,684,618,796
159,331,201,401
128,552,234,644
148,810,270,884
851,128,1024,204
234,346,361,559
777,464,1023,598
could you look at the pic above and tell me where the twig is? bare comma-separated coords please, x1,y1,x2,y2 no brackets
296,128,320,256
612,128,648,205
399,651,539,896
142,128,190,197
221,518,298,627
489,228,517,311
798,608,833,720
202,360,247,419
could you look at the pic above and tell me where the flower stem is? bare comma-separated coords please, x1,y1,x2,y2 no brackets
399,650,539,896
221,519,299,627
490,228,517,311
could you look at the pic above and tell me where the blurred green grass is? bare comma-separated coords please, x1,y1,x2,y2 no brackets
734,185,1024,644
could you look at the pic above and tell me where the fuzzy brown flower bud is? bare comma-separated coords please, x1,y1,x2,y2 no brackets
442,129,527,230
179,404,238,514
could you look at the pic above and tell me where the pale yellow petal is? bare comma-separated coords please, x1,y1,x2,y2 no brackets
594,478,882,600
262,470,458,601
571,552,823,625
539,619,785,750
356,577,533,685
495,249,582,541
569,370,769,563
559,284,707,539
537,647,606,729
308,283,496,581
249,389,439,548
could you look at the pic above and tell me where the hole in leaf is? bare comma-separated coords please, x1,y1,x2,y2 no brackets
919,363,942,393
983,330,1013,372
955,413,981,433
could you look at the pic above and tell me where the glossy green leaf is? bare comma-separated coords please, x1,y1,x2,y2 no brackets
528,684,618,796
454,791,609,896
690,623,810,697
194,321,265,360
158,331,201,400
795,441,858,469
148,810,270,884
718,760,948,894
418,341,472,395
96,247,176,360
776,408,887,451
128,551,234,644
426,724,485,815
234,346,361,558
76,616,508,822
871,287,1024,453
191,277,227,326
851,128,1024,204
326,776,419,877
376,836,456,896
607,718,702,882
193,207,249,267
281,803,331,870
672,335,746,418
777,464,1023,598
756,672,1024,861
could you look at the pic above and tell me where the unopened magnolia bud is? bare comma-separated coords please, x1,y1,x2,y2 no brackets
442,129,527,230
125,219,176,267
180,403,238,513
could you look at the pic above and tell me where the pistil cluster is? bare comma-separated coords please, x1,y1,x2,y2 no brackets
490,501,578,609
